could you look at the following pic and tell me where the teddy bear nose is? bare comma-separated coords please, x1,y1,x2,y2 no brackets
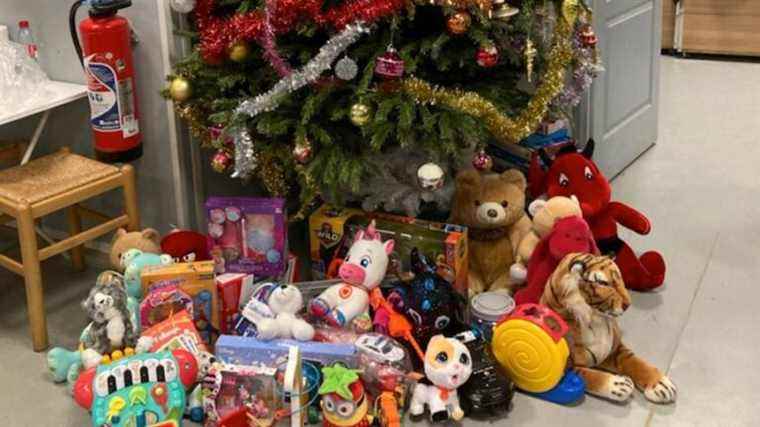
487,209,498,218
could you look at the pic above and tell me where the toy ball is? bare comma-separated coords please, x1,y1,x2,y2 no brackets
266,249,281,263
491,304,569,393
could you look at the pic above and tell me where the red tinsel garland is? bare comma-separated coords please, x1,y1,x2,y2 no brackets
194,0,408,64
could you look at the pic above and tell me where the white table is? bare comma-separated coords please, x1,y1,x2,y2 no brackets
0,80,87,164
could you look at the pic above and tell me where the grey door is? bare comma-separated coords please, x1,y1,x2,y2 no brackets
580,0,662,177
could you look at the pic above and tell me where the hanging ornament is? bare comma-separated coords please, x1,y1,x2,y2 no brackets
492,0,519,20
350,103,372,126
417,163,445,191
334,56,359,80
476,45,499,68
446,11,471,35
374,46,405,80
169,0,196,13
579,24,598,48
562,0,580,24
168,76,192,102
472,150,493,171
292,138,313,164
211,149,232,173
229,41,250,63
525,38,537,82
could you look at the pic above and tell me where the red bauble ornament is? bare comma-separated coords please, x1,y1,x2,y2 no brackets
472,150,493,171
476,45,499,68
374,46,405,80
209,125,234,147
292,139,313,164
579,24,598,48
211,150,232,172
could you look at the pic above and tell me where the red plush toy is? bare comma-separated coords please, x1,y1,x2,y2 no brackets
514,215,598,305
161,229,211,263
528,139,666,291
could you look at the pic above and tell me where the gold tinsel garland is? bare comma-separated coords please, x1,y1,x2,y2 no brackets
402,17,574,145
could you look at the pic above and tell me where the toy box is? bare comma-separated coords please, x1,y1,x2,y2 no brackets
141,261,219,344
141,310,209,354
215,335,358,368
203,362,278,427
308,204,469,297
140,279,196,330
205,197,287,277
216,273,254,334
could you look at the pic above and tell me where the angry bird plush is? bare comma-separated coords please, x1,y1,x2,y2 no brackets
161,229,210,263
528,139,666,291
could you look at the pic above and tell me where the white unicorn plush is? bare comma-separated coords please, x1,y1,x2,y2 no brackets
309,220,394,328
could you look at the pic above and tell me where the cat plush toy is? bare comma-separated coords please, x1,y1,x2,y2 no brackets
529,139,666,290
410,335,472,422
310,220,394,328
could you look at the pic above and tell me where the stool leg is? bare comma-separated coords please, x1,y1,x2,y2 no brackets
121,164,140,232
66,205,86,271
17,204,48,352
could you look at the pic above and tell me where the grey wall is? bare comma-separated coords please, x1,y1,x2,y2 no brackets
0,0,181,235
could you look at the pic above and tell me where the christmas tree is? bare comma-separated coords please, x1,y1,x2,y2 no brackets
165,0,600,218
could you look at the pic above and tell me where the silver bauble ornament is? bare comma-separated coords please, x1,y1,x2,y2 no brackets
334,57,359,80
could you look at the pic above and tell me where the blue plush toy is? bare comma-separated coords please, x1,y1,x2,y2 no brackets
122,248,173,298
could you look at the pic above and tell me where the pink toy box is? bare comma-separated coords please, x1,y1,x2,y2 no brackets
206,197,287,277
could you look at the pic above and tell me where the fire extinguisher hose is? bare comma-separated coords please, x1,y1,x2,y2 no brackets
69,0,86,67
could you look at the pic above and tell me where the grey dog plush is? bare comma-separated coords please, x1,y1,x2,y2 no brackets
80,271,138,355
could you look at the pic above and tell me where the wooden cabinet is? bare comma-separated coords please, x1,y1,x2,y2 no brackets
663,0,760,56
662,0,675,50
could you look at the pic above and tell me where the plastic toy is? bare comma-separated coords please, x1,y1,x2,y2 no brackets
309,220,394,329
319,364,370,427
161,229,211,263
540,253,677,404
73,349,198,427
110,227,161,272
123,249,174,298
409,335,472,422
454,330,514,415
526,370,585,405
202,362,278,427
469,291,514,342
140,280,195,329
206,197,288,277
491,304,569,393
242,282,315,341
529,139,666,290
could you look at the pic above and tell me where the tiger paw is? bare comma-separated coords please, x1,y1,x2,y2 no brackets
643,376,677,404
598,375,634,402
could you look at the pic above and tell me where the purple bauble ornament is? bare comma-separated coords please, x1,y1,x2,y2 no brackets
472,150,493,171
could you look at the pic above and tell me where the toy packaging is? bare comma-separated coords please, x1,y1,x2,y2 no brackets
216,273,255,334
308,204,468,298
202,362,278,427
205,197,287,277
140,310,209,354
140,279,195,330
141,261,219,344
215,334,358,368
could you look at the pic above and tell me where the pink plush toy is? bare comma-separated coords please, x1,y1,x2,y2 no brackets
309,220,395,328
514,216,599,306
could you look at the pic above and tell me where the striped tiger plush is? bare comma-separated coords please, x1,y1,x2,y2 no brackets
540,253,677,404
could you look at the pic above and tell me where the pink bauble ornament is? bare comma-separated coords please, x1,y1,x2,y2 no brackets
211,150,232,173
374,46,405,80
476,45,499,68
472,150,493,171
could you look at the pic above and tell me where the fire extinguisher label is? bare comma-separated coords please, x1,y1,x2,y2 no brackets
118,78,139,138
85,57,121,133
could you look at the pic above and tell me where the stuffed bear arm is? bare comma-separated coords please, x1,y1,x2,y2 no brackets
608,201,651,235
515,232,540,264
509,215,533,256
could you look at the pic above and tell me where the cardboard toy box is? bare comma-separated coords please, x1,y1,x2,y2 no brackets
141,261,219,343
140,310,209,354
215,335,358,368
308,204,469,297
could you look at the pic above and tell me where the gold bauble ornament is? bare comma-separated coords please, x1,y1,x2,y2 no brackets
446,11,471,35
350,103,372,126
169,77,192,102
229,41,250,63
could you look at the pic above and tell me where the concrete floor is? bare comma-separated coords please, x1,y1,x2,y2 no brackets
1,56,759,426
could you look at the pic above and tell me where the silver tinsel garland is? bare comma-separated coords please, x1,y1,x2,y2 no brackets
230,22,370,179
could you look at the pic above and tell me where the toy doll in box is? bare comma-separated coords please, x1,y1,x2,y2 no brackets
206,197,287,277
203,363,278,427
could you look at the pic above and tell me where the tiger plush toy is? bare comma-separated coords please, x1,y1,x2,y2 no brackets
540,253,677,404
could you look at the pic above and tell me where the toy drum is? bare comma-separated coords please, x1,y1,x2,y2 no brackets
469,291,515,341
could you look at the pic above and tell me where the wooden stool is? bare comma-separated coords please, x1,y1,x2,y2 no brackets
0,148,140,351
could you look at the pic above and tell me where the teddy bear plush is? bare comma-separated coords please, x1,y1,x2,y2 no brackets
110,228,161,271
450,169,532,295
510,195,584,282
256,283,315,341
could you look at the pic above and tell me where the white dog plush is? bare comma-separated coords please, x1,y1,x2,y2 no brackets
256,283,315,341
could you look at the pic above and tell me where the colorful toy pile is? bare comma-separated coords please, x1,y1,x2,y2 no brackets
46,146,677,427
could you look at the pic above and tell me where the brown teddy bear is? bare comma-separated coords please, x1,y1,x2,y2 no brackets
510,195,583,282
109,228,161,271
450,169,532,295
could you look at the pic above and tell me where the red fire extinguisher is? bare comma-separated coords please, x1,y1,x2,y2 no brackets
70,0,142,162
